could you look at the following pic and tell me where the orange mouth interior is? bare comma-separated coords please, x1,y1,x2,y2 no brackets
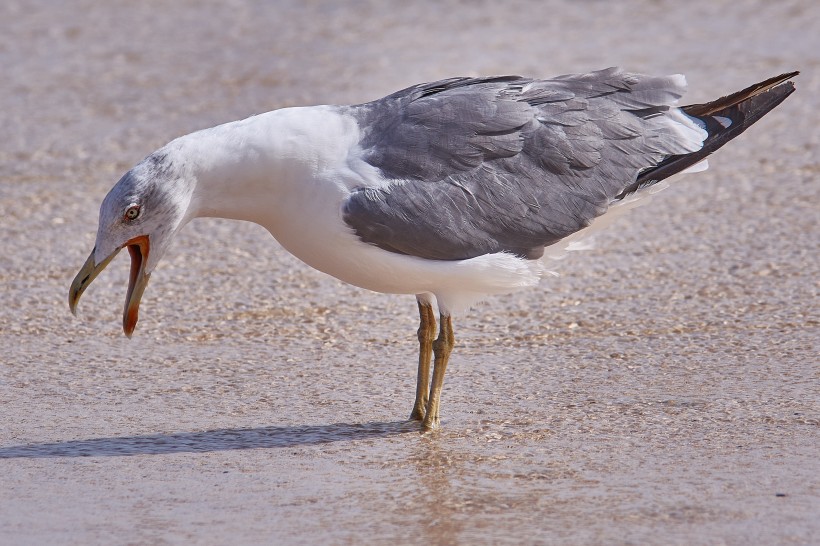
123,235,150,336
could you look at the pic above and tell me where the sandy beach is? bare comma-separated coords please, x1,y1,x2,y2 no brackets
1,1,818,544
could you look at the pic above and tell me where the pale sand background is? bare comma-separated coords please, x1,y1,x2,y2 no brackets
1,1,818,544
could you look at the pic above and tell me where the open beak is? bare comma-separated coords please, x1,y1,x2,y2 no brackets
68,235,151,338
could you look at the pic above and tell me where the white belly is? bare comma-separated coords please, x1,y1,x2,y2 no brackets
265,188,544,314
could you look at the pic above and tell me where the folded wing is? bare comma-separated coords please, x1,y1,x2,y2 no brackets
343,67,706,260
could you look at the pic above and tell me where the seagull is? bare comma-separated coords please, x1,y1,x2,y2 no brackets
69,67,797,430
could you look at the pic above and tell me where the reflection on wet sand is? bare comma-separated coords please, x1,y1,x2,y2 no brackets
412,436,464,544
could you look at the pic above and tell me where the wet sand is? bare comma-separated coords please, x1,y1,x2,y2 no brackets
1,1,818,544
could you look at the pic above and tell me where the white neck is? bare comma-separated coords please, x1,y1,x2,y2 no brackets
174,106,365,232
158,105,398,287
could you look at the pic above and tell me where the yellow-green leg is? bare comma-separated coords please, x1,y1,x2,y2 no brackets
409,300,436,421
422,313,454,431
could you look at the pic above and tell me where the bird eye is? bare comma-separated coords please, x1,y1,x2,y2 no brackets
124,204,141,221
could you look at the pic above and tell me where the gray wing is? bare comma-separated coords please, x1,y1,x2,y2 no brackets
342,67,699,260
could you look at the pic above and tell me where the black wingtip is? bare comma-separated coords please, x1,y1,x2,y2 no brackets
615,71,799,200
683,71,799,117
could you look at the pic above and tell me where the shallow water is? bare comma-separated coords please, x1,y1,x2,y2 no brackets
1,1,818,544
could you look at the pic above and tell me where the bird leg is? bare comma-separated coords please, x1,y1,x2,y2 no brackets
409,300,436,421
422,313,454,430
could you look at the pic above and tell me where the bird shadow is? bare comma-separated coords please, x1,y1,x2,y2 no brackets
0,420,420,459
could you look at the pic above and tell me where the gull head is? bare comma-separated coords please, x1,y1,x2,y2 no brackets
69,150,193,337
